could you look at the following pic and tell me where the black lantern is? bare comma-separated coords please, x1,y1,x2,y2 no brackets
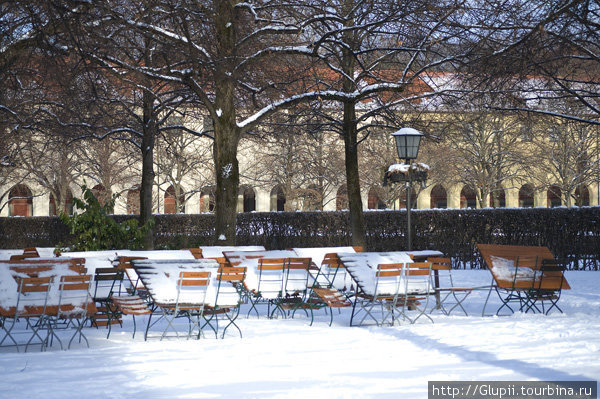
392,127,424,162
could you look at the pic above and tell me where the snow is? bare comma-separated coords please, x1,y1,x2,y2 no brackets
1,250,599,398
216,108,222,117
387,162,430,174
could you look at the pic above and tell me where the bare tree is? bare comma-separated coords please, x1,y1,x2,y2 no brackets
530,117,599,207
154,128,214,213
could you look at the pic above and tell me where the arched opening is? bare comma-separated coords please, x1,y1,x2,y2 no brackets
270,185,286,212
8,184,33,217
489,189,506,208
300,184,322,211
91,184,111,207
242,187,256,212
460,186,477,209
49,189,74,216
126,188,140,215
336,184,348,211
547,185,562,208
199,187,216,213
519,184,535,208
429,184,447,209
398,187,417,209
367,186,386,209
574,185,590,206
164,185,185,214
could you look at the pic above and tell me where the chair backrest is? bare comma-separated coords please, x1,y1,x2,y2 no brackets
404,262,433,294
58,275,93,317
513,255,539,289
16,276,52,317
217,266,247,283
320,253,344,289
257,258,286,298
537,259,566,291
284,258,311,295
374,263,404,297
176,271,211,308
215,266,247,306
428,257,452,270
93,267,124,301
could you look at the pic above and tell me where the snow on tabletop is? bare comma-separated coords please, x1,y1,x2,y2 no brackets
338,252,423,295
224,250,298,297
491,256,538,282
136,259,239,307
200,245,266,258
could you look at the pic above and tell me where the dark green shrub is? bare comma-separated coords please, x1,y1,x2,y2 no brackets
59,185,153,251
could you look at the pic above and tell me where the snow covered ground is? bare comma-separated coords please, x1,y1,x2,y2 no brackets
1,252,599,399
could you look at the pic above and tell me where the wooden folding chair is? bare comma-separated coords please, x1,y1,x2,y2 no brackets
114,256,149,298
110,295,153,339
204,266,246,338
247,258,286,318
92,267,124,330
428,257,474,316
56,275,96,349
0,277,54,352
166,271,211,340
310,287,352,326
527,259,567,315
395,262,434,324
280,257,312,319
350,263,404,327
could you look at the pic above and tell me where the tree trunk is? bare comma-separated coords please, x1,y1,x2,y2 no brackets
343,101,367,249
139,89,156,250
340,2,367,249
212,0,240,245
213,122,240,245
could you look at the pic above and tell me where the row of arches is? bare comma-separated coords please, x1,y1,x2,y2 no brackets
4,181,594,216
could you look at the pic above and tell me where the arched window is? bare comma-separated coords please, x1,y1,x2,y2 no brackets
49,189,74,216
519,184,535,208
8,184,33,217
460,186,477,209
300,184,322,211
489,189,506,208
126,188,140,215
164,185,185,214
91,184,111,207
429,184,447,209
270,185,286,212
398,187,417,209
336,184,349,211
547,185,562,208
199,187,216,213
367,186,386,209
242,187,256,212
574,185,590,206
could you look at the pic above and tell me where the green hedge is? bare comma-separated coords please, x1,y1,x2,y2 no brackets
1,207,599,270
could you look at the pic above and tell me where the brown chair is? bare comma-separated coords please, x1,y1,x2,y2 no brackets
110,295,153,339
0,277,53,352
311,287,352,326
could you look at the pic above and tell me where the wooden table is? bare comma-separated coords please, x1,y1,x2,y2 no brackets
477,244,570,315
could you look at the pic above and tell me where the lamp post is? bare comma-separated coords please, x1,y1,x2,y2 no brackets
391,128,424,251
